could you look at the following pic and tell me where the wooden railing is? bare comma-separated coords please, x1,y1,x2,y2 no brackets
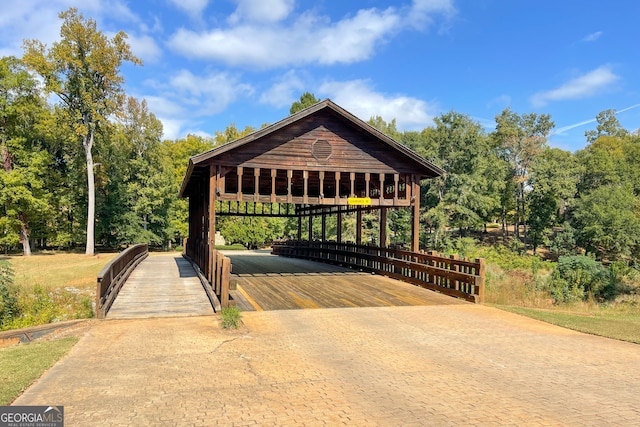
184,239,233,311
96,244,148,318
272,240,485,303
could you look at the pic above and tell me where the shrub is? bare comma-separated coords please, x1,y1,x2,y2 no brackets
220,305,242,329
549,255,606,303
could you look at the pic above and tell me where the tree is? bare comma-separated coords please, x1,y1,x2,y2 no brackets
290,92,320,115
420,112,502,235
527,148,579,254
492,108,554,250
97,97,173,247
0,56,50,255
585,109,628,144
572,185,640,261
23,8,141,255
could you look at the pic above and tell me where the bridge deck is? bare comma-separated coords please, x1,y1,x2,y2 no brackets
107,254,213,319
226,250,465,311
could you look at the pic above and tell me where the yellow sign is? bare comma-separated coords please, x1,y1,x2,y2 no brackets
347,197,371,206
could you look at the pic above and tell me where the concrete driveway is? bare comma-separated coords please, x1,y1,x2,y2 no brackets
13,304,640,426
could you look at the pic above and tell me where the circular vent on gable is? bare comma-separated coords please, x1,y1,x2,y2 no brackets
312,139,332,161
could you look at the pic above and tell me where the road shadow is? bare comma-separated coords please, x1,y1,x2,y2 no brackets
173,256,198,278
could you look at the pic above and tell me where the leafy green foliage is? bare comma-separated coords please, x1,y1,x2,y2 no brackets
23,7,141,255
549,255,607,303
218,212,285,249
290,92,320,115
0,261,18,328
572,185,640,260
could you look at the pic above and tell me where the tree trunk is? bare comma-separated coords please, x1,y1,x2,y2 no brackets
84,132,95,256
19,219,32,256
521,183,527,253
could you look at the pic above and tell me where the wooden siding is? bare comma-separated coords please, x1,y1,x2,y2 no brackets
210,111,420,175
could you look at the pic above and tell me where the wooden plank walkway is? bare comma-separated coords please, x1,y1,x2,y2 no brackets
107,254,213,319
225,250,465,311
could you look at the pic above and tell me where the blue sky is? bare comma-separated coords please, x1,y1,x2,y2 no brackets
1,0,638,151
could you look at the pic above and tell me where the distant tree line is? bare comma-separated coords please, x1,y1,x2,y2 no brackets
1,10,638,272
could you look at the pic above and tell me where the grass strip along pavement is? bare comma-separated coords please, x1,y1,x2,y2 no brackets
0,337,78,405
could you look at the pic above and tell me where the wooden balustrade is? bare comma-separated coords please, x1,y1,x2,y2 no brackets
95,244,148,318
272,240,485,303
184,239,233,311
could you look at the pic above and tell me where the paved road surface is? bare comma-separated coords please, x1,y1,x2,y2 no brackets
14,304,640,426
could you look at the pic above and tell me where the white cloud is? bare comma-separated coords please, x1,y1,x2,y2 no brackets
228,0,295,24
581,31,602,42
530,65,620,107
167,0,210,20
0,0,142,56
169,69,254,115
111,32,162,63
318,79,436,130
169,6,407,68
408,0,456,29
140,70,255,138
259,70,306,108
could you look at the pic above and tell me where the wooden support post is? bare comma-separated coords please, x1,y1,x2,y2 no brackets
208,164,217,283
365,172,370,198
379,173,385,202
380,207,387,247
303,170,309,204
237,167,243,200
287,169,293,203
271,169,277,203
394,173,399,203
476,258,486,304
335,172,340,202
411,176,420,252
321,209,327,241
350,172,355,197
221,256,231,308
337,206,343,243
356,208,362,245
254,168,260,202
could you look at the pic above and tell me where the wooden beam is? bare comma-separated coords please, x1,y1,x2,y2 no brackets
356,208,362,245
254,167,260,202
337,206,343,243
209,164,217,282
365,172,370,198
237,166,243,200
321,209,327,241
411,176,420,252
380,207,387,248
271,169,276,203
350,172,355,197
303,170,309,204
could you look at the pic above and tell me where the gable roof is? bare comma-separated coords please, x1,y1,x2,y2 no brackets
179,99,442,197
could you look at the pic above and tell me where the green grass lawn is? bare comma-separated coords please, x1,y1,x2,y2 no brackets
0,337,78,405
495,305,640,344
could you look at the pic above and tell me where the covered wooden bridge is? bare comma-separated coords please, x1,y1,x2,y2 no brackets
178,100,485,310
